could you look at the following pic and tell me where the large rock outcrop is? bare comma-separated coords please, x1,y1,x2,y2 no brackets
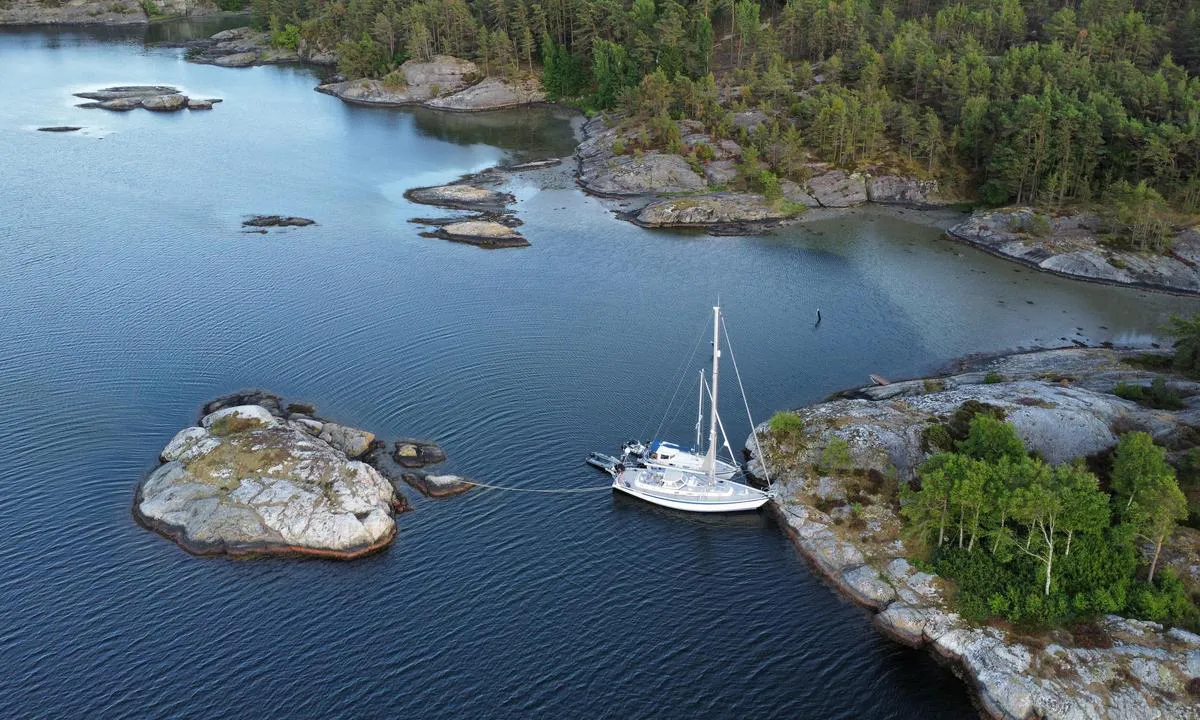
806,169,868,207
424,76,546,112
578,152,706,196
948,208,1200,295
634,193,799,229
748,347,1200,720
187,27,300,68
866,175,941,206
0,0,147,25
317,56,478,106
135,395,405,558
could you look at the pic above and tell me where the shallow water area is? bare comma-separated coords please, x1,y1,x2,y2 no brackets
2,20,1199,719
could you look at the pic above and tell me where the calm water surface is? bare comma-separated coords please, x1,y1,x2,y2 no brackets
3,21,1199,719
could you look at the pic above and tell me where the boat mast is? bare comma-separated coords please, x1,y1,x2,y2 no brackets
695,369,704,452
705,305,721,480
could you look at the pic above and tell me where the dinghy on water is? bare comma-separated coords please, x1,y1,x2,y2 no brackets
609,305,772,513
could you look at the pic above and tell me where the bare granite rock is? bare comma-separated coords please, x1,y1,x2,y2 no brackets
0,0,148,25
401,471,475,498
427,221,528,248
578,152,706,196
866,175,942,206
425,76,545,111
141,94,188,111
807,170,868,207
137,405,397,558
948,208,1200,295
404,184,514,212
634,193,798,230
317,56,478,106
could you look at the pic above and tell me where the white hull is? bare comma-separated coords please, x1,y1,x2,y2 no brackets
612,467,770,513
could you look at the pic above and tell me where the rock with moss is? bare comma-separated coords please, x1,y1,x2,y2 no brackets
316,56,478,106
136,398,399,559
634,193,798,232
866,176,942,207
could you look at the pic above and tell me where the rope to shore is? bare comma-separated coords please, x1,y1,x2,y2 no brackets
456,478,614,493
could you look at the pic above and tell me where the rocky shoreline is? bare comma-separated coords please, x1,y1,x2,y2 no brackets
135,391,468,559
315,55,546,113
572,114,949,236
947,208,1200,297
747,347,1200,719
0,0,217,26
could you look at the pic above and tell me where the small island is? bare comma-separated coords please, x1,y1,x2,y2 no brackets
135,392,467,559
749,339,1200,718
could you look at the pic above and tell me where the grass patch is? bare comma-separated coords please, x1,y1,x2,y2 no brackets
1113,378,1184,410
983,371,1006,384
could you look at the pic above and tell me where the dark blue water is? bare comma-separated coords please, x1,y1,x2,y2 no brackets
3,21,1199,719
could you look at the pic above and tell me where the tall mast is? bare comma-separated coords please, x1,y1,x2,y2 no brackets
705,305,721,480
695,369,704,451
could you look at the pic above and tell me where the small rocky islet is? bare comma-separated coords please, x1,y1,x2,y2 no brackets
404,182,529,248
135,391,471,559
746,347,1200,719
75,86,221,112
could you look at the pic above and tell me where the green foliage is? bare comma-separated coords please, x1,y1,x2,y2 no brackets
336,35,391,79
1166,314,1200,377
769,411,804,437
611,139,626,156
821,437,853,473
139,0,164,18
1104,181,1172,252
907,421,1196,628
1113,378,1183,410
1129,571,1199,628
216,0,243,10
1012,212,1052,237
270,21,301,51
956,414,1026,464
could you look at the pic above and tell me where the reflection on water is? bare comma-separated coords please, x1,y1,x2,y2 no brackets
1,25,1198,720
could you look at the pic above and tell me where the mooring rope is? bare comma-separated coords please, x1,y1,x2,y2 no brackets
456,478,614,493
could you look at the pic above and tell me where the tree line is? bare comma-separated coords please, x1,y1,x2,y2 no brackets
252,0,1200,225
903,412,1193,627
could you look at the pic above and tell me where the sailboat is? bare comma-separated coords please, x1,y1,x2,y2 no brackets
620,371,740,480
611,305,772,513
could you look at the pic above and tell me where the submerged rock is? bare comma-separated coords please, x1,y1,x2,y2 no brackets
37,126,82,132
242,215,316,228
401,470,474,498
393,440,447,469
137,405,397,558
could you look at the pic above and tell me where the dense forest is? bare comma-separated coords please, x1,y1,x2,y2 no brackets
252,0,1200,223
